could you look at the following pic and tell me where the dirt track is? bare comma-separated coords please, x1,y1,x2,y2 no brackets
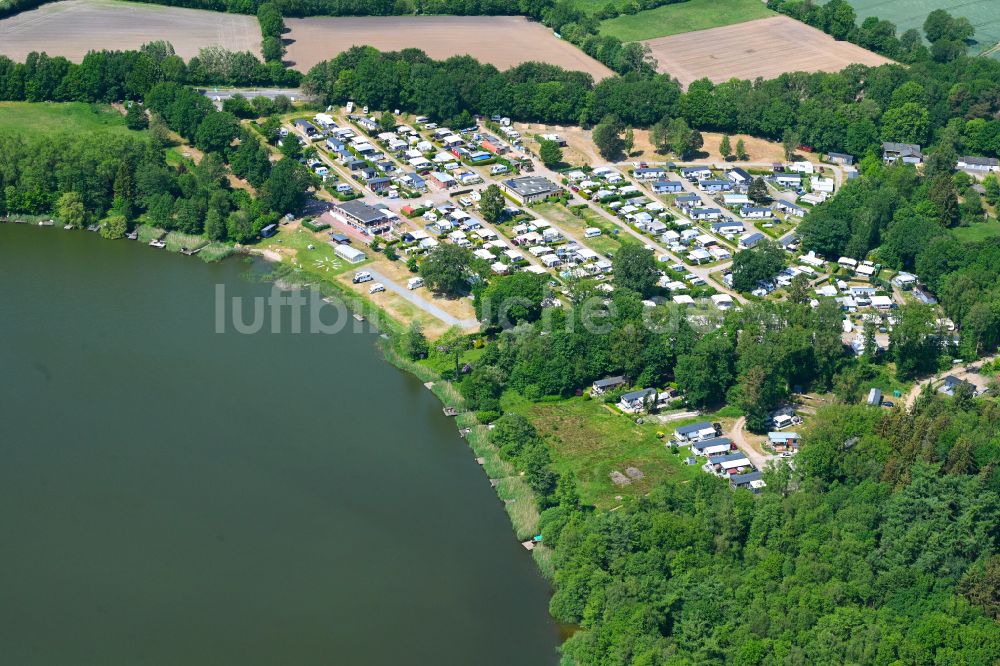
644,15,893,88
0,0,261,62
284,15,613,78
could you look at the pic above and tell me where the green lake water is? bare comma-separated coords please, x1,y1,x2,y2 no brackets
0,223,559,665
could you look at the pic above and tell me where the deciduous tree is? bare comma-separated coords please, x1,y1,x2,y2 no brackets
420,243,474,296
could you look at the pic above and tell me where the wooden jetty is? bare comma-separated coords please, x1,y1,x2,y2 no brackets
180,247,201,256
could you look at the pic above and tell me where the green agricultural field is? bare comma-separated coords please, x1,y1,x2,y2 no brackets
819,0,1000,57
0,101,132,134
600,0,776,42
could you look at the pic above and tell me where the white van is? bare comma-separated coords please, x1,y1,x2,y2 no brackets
584,227,602,238
368,282,385,294
490,164,509,175
407,277,424,290
352,271,373,284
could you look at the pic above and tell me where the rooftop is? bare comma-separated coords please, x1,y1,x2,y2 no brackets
503,176,559,197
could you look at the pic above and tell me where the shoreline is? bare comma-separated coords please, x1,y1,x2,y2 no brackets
244,236,555,569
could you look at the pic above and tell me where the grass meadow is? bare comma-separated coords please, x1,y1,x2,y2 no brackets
0,101,130,134
599,0,775,42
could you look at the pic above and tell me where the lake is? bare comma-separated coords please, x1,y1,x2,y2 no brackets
0,223,559,665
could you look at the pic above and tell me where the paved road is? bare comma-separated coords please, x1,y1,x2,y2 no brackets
368,269,479,330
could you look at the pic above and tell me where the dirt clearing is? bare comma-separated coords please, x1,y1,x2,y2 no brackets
284,15,613,79
644,15,892,88
516,122,790,165
0,0,261,63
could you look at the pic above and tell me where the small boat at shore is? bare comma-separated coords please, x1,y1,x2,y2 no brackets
148,239,166,249
38,219,54,227
63,224,74,230
352,313,364,322
86,224,100,232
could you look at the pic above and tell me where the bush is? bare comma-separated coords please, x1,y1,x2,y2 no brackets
476,410,501,424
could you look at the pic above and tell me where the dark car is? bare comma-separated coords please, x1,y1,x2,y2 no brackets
882,400,895,408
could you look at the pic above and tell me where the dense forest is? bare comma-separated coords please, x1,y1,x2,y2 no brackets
542,398,1000,664
0,119,301,242
442,266,1000,663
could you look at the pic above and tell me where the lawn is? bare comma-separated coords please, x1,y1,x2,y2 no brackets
0,102,132,134
504,393,703,508
952,218,1000,242
259,225,361,281
535,202,623,256
600,0,775,42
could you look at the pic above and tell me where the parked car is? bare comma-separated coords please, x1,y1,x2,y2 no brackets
353,271,373,284
369,282,386,294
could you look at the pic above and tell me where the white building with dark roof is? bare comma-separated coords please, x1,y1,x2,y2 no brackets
957,156,1000,173
501,176,561,204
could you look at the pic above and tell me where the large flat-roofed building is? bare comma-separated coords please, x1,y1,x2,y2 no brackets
333,200,391,235
501,176,561,204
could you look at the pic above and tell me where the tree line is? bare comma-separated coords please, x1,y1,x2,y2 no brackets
769,0,977,64
122,0,549,18
0,103,312,241
0,43,299,104
257,2,287,64
302,20,1000,158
